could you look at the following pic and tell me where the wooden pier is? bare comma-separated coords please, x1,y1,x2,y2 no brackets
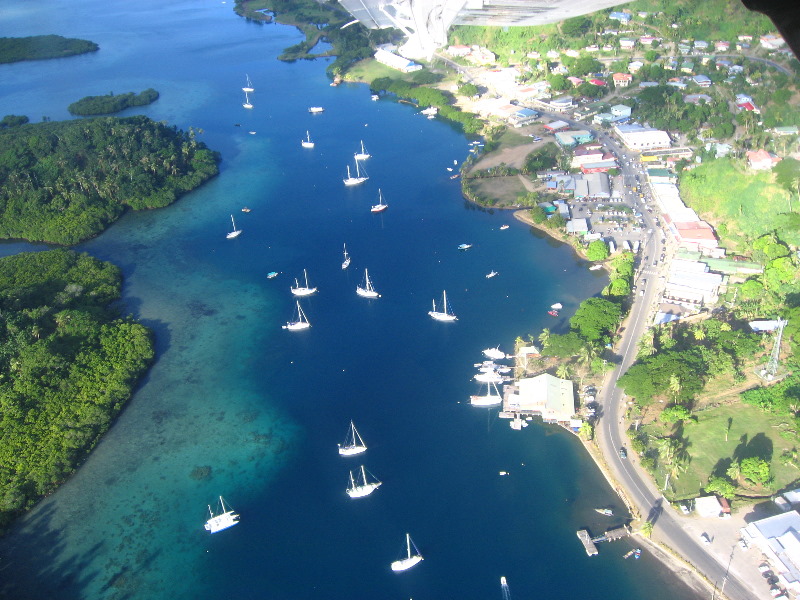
576,529,599,556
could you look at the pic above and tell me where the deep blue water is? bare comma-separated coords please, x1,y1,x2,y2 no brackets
0,2,701,599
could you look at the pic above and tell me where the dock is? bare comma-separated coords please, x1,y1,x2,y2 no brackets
576,529,599,556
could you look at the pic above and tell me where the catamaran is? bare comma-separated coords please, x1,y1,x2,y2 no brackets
346,465,382,498
338,420,367,456
242,74,254,93
354,140,370,161
341,244,351,270
226,215,242,239
343,160,368,186
428,290,457,322
242,91,253,109
371,189,388,213
204,496,240,534
301,131,315,149
356,269,380,298
470,381,503,407
290,269,317,296
282,301,310,331
390,533,424,572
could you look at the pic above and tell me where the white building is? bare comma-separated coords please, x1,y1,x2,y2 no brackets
741,511,800,594
374,48,422,73
503,374,575,424
614,124,672,150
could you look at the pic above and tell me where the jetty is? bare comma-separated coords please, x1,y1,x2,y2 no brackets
576,529,598,556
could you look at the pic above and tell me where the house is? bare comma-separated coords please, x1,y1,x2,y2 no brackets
609,11,632,23
714,41,730,52
678,44,691,54
465,47,496,65
684,93,713,105
612,73,633,87
639,35,657,46
774,126,800,136
555,129,593,147
680,61,694,74
673,221,719,251
715,59,732,69
741,511,800,595
589,79,606,87
610,104,631,118
580,160,617,173
693,74,712,87
566,218,589,234
508,108,540,128
666,80,688,90
503,373,576,424
747,149,781,170
593,112,614,124
546,50,561,60
620,38,636,50
638,81,659,88
544,119,570,132
374,49,422,73
535,96,574,113
567,76,584,87
665,58,678,71
738,35,754,42
584,45,600,52
628,60,644,73
760,33,786,49
564,49,580,58
693,40,709,51
446,45,471,57
602,44,615,52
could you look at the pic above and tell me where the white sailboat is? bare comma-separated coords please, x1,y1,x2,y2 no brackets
356,269,380,298
242,74,254,92
226,214,242,239
290,269,317,296
242,91,253,109
204,496,240,534
470,381,503,407
343,160,368,186
338,420,367,456
486,270,498,278
354,140,370,160
301,131,315,149
371,189,388,213
282,301,311,331
390,533,424,572
341,244,351,270
428,290,457,322
346,465,382,498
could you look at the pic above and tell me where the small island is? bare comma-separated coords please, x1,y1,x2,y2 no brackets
68,88,160,116
0,115,220,245
0,35,98,64
0,249,155,531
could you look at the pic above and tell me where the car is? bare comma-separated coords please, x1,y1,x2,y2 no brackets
679,503,691,515
700,533,711,545
640,290,645,296
532,136,542,142
618,447,627,459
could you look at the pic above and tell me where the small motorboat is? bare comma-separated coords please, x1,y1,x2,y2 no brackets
241,207,251,213
450,173,460,179
499,224,510,230
594,508,613,516
486,270,498,279
371,94,379,101
551,303,563,310
457,243,472,250
308,106,324,113
589,264,603,271
547,310,559,317
267,271,279,279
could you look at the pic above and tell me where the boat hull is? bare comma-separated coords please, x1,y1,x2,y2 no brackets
205,511,240,534
291,287,317,297
428,311,457,322
338,445,367,456
346,482,381,498
356,287,380,298
301,142,315,148
283,322,310,331
391,555,423,572
470,395,502,407
371,205,388,213
226,231,242,239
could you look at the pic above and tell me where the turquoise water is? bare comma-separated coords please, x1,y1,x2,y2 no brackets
0,2,701,599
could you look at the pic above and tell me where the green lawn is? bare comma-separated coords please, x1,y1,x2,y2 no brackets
344,59,416,84
641,402,800,501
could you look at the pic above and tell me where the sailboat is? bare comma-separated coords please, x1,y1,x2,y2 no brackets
428,290,457,322
204,496,240,534
301,131,315,149
282,301,310,331
486,270,498,278
343,160,368,186
226,214,242,239
346,465,382,498
290,269,317,296
341,244,351,270
338,420,367,456
390,533,424,572
356,269,380,298
371,189,388,213
242,74,254,93
354,140,370,161
242,91,253,109
470,381,503,406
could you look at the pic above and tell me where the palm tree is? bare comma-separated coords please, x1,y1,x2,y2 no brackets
668,374,682,402
578,421,594,441
726,460,741,482
692,325,706,341
640,521,654,538
538,328,551,348
556,363,572,380
663,458,687,491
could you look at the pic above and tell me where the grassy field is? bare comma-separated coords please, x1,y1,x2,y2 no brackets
468,176,528,207
344,59,416,84
642,402,800,501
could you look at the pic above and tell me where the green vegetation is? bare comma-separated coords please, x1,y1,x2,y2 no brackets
0,35,98,64
68,89,159,116
680,159,800,250
523,144,560,174
0,249,154,529
0,115,29,129
586,240,609,262
0,115,220,244
370,77,482,133
634,86,734,139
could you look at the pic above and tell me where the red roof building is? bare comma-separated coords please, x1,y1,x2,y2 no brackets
673,221,718,250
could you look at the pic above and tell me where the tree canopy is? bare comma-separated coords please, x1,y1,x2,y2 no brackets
0,249,154,529
569,297,622,342
0,115,220,244
68,89,159,116
0,35,98,64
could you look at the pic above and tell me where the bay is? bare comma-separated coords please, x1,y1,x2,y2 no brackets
0,2,701,599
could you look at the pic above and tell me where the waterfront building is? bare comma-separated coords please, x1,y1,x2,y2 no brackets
374,48,422,72
741,511,800,595
503,374,576,425
566,218,589,235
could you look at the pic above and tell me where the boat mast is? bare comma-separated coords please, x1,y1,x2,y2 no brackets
406,533,412,558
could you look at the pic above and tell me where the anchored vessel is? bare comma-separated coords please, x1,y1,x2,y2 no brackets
356,269,381,298
226,215,242,239
204,496,240,533
282,301,310,331
346,465,382,498
291,269,317,297
428,290,457,321
390,533,423,572
338,420,367,456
